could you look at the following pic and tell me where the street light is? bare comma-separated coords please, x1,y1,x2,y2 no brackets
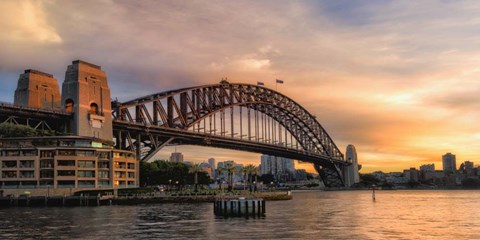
169,179,172,191
175,181,179,191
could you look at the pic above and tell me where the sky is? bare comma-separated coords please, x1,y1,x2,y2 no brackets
1,0,480,173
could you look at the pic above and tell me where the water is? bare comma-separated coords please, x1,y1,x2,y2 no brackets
1,190,480,239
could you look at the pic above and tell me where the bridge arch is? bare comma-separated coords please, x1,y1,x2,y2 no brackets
112,82,346,187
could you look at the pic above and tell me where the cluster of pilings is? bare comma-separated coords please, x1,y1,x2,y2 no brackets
214,198,265,218
0,195,109,207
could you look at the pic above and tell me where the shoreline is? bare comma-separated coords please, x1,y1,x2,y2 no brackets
0,191,292,207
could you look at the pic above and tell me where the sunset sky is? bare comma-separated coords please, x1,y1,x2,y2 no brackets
1,0,480,173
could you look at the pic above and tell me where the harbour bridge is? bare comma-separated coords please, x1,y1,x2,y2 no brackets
0,81,348,187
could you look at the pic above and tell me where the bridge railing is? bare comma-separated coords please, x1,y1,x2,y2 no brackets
0,101,71,115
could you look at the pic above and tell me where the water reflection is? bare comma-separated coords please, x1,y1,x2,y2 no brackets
1,190,480,239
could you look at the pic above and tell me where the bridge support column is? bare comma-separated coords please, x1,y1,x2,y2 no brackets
314,162,345,188
136,134,141,161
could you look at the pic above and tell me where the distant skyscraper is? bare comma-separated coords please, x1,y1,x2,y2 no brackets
344,144,360,187
442,153,456,173
170,152,184,163
419,164,435,182
420,164,435,172
208,158,216,178
259,154,295,181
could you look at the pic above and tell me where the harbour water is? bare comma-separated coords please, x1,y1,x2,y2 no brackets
1,190,480,239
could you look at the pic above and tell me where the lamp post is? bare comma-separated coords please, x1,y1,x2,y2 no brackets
168,179,172,191
175,181,179,191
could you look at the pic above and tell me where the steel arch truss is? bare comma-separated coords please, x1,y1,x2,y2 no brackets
112,82,346,187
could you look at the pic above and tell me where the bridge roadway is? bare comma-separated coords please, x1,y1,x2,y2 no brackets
0,102,71,131
0,103,343,165
112,120,346,165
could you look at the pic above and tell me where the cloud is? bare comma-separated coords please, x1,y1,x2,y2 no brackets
0,0,62,43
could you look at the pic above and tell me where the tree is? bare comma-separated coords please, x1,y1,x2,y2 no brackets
359,173,380,187
220,163,237,192
259,174,275,185
0,122,37,138
242,164,258,192
306,173,314,180
215,167,225,190
189,164,204,192
462,178,480,188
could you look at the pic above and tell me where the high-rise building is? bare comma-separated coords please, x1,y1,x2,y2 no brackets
208,158,216,178
420,164,435,172
403,167,419,182
170,152,184,162
343,144,360,187
459,160,475,177
442,153,456,173
419,164,435,182
199,162,213,178
260,154,295,181
464,161,474,170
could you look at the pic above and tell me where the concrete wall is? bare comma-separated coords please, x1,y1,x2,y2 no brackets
61,60,113,142
14,69,61,110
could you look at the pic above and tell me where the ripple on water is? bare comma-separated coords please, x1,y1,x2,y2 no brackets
2,190,480,239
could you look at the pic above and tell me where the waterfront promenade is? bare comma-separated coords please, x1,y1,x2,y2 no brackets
0,190,292,207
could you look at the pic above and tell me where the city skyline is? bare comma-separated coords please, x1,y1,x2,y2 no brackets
1,1,480,172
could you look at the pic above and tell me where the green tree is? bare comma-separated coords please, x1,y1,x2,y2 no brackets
259,173,275,185
189,164,204,192
306,173,314,180
219,163,237,191
0,122,37,138
359,173,380,187
242,164,258,192
216,167,225,190
462,178,480,188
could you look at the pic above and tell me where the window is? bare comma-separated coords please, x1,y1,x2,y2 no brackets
98,180,110,187
57,170,75,176
40,170,54,178
20,160,34,168
90,103,99,115
77,150,94,157
78,180,95,188
20,171,34,178
98,162,110,169
57,180,75,188
127,163,135,169
115,171,126,178
114,162,126,169
57,160,75,167
97,152,109,159
78,160,95,168
40,160,54,168
2,161,17,168
65,99,74,113
78,170,95,178
98,171,109,178
40,150,55,158
2,171,17,178
58,150,75,156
